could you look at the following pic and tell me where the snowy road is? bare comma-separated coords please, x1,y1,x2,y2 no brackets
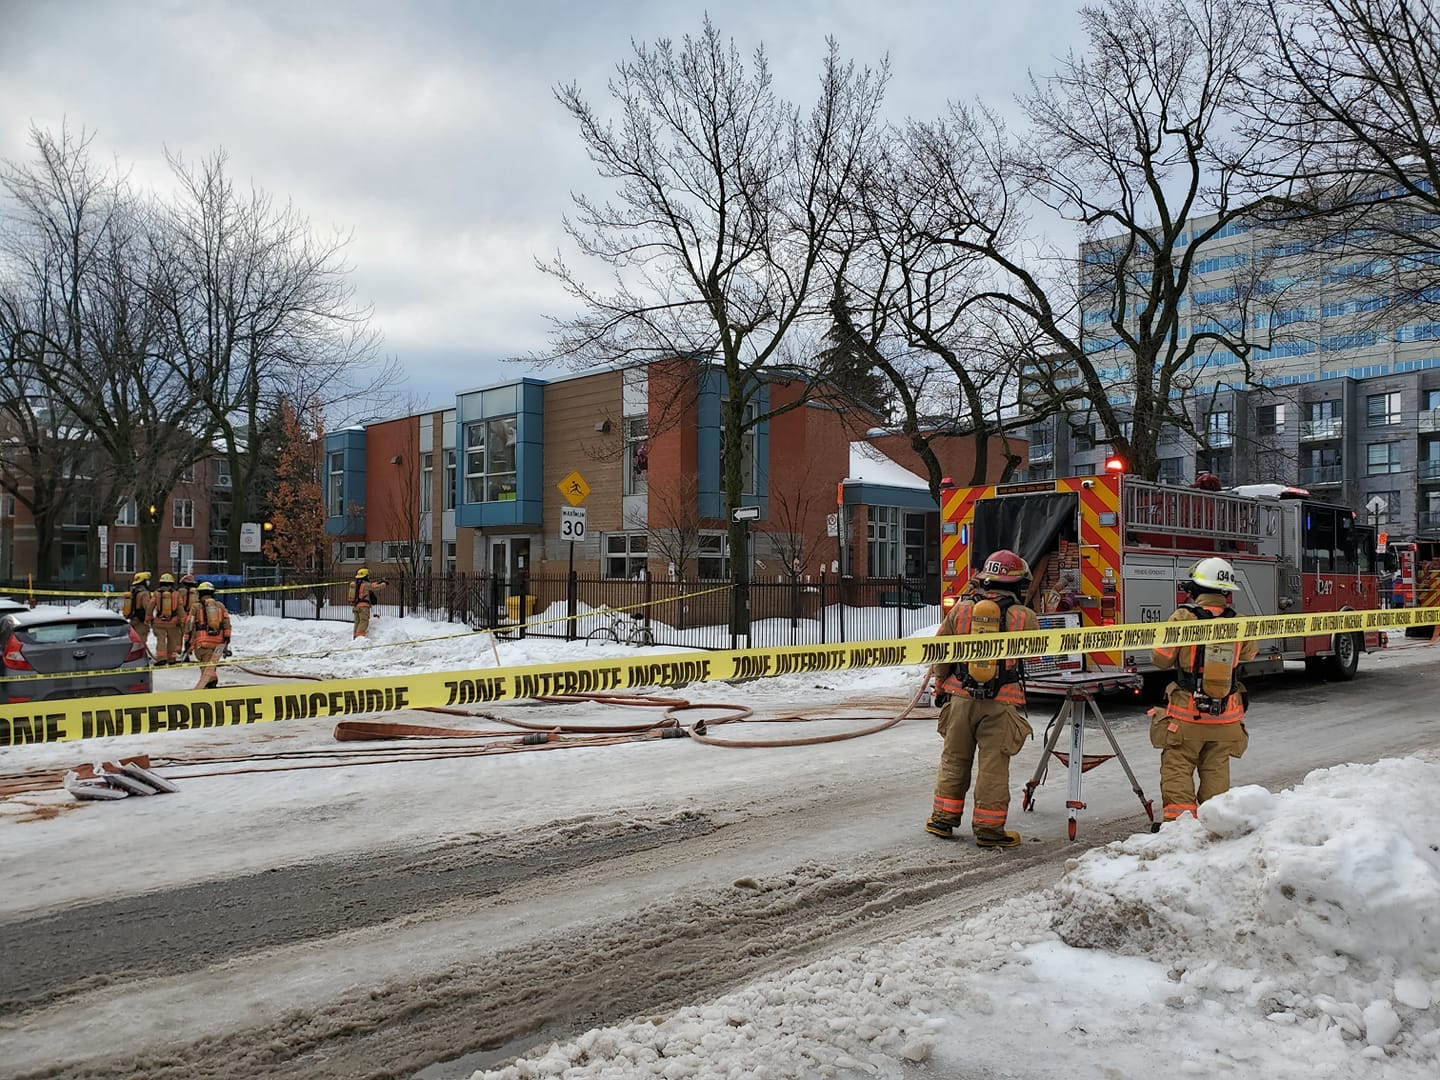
1,625,1436,1079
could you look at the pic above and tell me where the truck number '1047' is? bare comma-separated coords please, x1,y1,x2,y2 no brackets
1315,579,1335,596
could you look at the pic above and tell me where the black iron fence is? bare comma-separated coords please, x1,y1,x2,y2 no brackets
1,571,941,650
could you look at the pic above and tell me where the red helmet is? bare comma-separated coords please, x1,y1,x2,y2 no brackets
1193,471,1223,491
977,549,1031,585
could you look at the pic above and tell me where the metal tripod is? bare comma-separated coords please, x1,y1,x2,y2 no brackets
1021,672,1156,840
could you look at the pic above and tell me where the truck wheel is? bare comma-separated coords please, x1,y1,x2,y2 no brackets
1326,632,1360,681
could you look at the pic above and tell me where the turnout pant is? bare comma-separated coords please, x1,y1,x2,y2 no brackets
1153,715,1248,820
353,605,371,638
152,621,182,662
932,696,1032,840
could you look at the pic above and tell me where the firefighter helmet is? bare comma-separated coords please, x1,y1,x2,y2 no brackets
197,581,216,593
132,571,150,585
1187,556,1237,593
976,549,1031,586
180,573,196,584
356,568,370,579
1193,471,1223,491
159,573,175,584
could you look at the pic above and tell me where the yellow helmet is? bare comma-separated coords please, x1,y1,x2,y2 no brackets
159,573,176,584
132,572,150,585
356,568,370,579
197,581,216,593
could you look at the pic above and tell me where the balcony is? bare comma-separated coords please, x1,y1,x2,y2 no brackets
1300,417,1344,441
1205,432,1234,448
1299,464,1344,486
1420,460,1440,483
1421,511,1440,532
1419,408,1440,435
1029,443,1054,464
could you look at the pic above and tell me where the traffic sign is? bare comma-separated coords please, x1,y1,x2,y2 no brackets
560,505,587,542
826,513,839,538
1377,530,1388,554
558,470,590,506
732,505,760,522
240,522,262,553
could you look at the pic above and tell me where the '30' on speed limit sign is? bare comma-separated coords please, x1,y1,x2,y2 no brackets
560,505,587,542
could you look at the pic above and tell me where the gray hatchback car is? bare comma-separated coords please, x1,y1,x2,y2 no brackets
0,608,152,703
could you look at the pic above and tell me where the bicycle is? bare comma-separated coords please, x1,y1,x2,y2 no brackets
584,608,656,647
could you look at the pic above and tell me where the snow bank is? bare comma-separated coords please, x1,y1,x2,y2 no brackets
474,756,1440,1079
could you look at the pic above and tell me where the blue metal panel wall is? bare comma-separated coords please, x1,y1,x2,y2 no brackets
454,379,544,528
697,371,769,520
324,429,367,535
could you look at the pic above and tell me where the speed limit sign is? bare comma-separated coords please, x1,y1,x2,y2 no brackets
560,505,587,542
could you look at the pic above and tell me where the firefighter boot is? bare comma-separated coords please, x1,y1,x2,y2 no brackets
924,818,956,839
975,831,1022,849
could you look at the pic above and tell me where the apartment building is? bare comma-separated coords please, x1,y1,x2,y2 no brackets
1024,200,1440,541
323,358,1026,594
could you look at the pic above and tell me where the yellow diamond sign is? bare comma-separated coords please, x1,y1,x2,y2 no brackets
558,470,590,506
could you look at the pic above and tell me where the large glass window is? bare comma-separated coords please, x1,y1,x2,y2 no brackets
1367,442,1402,475
1255,403,1286,437
604,533,649,579
719,399,757,495
420,452,434,514
116,499,136,526
625,416,648,496
867,506,901,577
698,533,729,581
1366,391,1402,427
1205,411,1233,446
327,452,345,516
464,417,518,502
113,543,137,573
173,499,194,529
443,450,456,510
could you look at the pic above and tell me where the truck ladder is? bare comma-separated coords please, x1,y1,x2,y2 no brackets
1122,479,1271,545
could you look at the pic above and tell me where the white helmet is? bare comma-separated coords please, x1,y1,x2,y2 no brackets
1187,557,1237,593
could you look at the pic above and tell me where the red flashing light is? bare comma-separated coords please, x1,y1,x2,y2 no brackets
1103,455,1126,474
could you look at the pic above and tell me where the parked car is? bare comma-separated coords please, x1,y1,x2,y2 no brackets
0,608,151,703
0,597,29,616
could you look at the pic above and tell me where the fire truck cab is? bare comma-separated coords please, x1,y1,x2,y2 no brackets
1388,539,1440,635
940,473,1383,681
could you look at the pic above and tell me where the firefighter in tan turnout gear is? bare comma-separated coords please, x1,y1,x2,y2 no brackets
148,573,184,664
190,581,232,690
1150,556,1258,821
124,571,152,654
926,549,1040,848
350,568,386,638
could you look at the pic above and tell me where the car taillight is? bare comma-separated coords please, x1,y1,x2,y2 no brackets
3,637,32,671
126,628,148,663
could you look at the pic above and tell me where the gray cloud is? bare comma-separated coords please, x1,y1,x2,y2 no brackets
1,0,1083,398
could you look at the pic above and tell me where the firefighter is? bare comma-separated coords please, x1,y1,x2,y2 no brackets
1149,556,1258,821
176,574,201,661
149,573,183,665
926,549,1040,848
191,581,232,690
125,572,153,654
350,568,386,638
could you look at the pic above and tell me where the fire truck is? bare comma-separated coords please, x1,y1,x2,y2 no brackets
1387,539,1440,636
940,473,1385,680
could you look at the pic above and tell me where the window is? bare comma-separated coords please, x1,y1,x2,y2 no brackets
341,542,367,562
625,416,649,496
1368,491,1400,525
604,533,649,579
443,450,456,510
463,417,518,502
1367,391,1402,427
1157,457,1185,484
381,541,412,562
867,506,901,577
327,451,345,517
173,499,194,529
1205,411,1232,447
698,533,729,581
1367,442,1403,475
420,452,434,514
216,458,231,488
179,464,195,483
116,499,137,526
113,543,137,573
444,541,457,575
1029,463,1054,481
1307,400,1343,421
719,399,757,495
1425,390,1440,410
1255,403,1286,437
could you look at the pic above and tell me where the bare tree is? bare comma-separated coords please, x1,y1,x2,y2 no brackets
538,20,887,624
764,465,830,581
627,474,704,580
151,150,392,573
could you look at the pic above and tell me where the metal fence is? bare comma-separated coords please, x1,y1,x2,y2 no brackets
250,570,942,650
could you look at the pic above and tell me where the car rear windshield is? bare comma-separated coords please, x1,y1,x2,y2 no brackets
16,621,129,644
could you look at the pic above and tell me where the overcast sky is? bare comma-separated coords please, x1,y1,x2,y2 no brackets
1,0,1085,410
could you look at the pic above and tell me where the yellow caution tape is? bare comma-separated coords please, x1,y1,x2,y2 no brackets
2,605,1435,747
15,580,354,600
